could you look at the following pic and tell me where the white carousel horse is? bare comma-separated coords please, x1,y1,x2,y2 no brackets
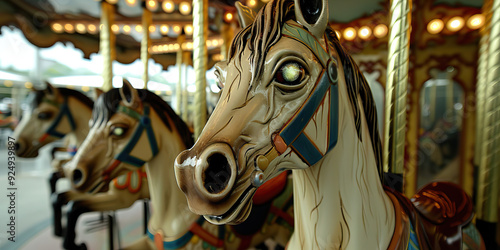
174,0,485,249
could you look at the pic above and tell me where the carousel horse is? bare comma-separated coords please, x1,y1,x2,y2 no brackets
66,82,293,249
12,83,150,240
174,0,485,249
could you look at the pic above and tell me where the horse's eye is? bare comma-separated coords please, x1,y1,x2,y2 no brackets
37,112,53,120
274,62,306,86
110,126,127,137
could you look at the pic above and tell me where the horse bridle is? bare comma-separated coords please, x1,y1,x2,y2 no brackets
255,22,339,180
102,104,158,181
38,97,76,143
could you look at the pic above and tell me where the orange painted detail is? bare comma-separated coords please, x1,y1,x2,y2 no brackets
237,235,252,250
252,171,288,205
154,232,165,250
188,223,224,248
273,134,288,155
39,133,49,143
113,169,147,193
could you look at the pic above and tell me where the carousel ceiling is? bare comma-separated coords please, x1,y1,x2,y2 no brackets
0,0,485,69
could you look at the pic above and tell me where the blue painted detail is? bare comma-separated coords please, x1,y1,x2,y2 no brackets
45,98,77,138
290,133,323,165
279,69,338,166
147,228,194,249
408,220,420,250
114,105,159,167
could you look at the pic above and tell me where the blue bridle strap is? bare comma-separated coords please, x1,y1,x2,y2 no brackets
39,97,76,142
277,23,339,166
114,104,159,167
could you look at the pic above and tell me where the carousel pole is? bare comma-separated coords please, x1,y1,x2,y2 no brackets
192,0,208,139
182,51,190,122
476,0,500,248
176,34,186,115
141,3,152,89
383,0,412,195
100,1,116,91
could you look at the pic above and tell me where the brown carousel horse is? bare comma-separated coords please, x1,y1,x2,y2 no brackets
174,0,485,249
12,83,149,241
66,81,293,249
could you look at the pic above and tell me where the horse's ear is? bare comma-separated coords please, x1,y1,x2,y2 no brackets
119,79,140,108
236,2,256,29
93,88,104,99
294,0,329,39
44,81,59,98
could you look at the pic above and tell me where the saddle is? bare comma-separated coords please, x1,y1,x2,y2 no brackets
387,182,476,249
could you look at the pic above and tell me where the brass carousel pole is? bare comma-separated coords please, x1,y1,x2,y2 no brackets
182,51,190,122
141,3,152,89
383,0,412,195
100,1,116,91
192,0,208,139
176,34,186,115
476,0,499,248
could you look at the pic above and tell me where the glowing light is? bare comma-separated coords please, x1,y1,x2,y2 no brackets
82,86,90,92
248,0,257,7
135,25,143,33
173,25,181,34
25,82,33,89
87,24,97,34
162,0,174,13
169,44,174,50
111,24,120,34
75,23,86,33
343,27,356,41
51,23,63,33
207,40,212,47
184,25,193,35
64,23,75,33
447,16,464,32
160,25,169,34
123,25,131,34
146,0,158,11
179,2,191,15
187,42,193,50
4,80,13,87
358,26,372,39
373,24,388,38
149,25,156,33
174,43,180,50
213,39,219,46
427,19,444,34
467,14,484,29
106,0,118,4
224,12,233,22
155,90,162,95
162,44,168,51
125,0,137,6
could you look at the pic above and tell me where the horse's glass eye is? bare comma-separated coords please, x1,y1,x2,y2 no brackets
37,112,53,120
111,126,127,137
274,62,305,86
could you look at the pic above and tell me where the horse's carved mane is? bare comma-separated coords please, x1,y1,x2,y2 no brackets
92,88,194,149
30,88,94,111
229,0,382,179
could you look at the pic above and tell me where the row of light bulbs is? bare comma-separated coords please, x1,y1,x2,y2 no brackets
337,24,389,41
51,22,194,36
149,38,224,53
427,14,484,34
105,0,192,15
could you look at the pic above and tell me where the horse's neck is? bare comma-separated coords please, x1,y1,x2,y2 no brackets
66,96,92,147
145,117,198,238
288,106,395,249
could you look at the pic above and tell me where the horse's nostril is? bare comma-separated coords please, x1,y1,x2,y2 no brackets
14,143,20,151
72,169,83,185
204,153,231,194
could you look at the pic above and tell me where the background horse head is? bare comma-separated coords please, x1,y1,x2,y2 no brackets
175,0,397,248
12,82,93,158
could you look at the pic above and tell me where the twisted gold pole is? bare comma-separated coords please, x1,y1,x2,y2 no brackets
176,34,185,115
477,0,500,223
193,0,208,139
182,51,190,122
474,35,489,167
141,8,152,89
100,1,115,91
383,0,412,182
